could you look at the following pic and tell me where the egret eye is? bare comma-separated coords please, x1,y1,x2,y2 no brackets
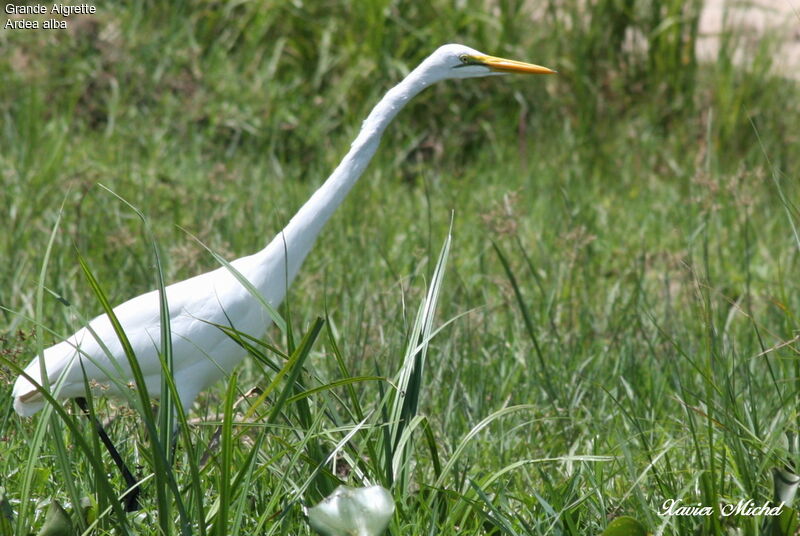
459,54,470,64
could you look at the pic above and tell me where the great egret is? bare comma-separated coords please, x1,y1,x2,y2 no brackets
13,44,553,416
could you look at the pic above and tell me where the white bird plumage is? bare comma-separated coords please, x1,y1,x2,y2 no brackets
12,44,554,417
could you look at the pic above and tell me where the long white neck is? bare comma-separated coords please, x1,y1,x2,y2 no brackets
246,65,434,301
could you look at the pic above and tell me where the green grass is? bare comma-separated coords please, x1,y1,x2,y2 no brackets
2,0,800,534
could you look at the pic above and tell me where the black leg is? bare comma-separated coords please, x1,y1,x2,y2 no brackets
75,397,141,512
170,425,179,464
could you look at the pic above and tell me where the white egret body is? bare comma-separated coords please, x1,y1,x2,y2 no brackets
12,44,554,416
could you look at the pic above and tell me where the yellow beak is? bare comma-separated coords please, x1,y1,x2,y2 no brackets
478,54,556,75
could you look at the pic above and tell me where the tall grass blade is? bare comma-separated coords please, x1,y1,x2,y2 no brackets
389,228,451,486
76,253,189,534
18,197,65,535
213,370,238,536
491,240,557,402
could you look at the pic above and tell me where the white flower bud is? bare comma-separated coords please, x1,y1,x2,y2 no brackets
308,485,395,536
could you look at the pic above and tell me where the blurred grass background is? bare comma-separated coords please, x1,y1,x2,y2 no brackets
1,0,799,534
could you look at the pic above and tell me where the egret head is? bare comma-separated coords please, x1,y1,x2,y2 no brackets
421,44,556,82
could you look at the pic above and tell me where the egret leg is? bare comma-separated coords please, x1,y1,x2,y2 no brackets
75,397,141,512
170,426,179,464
